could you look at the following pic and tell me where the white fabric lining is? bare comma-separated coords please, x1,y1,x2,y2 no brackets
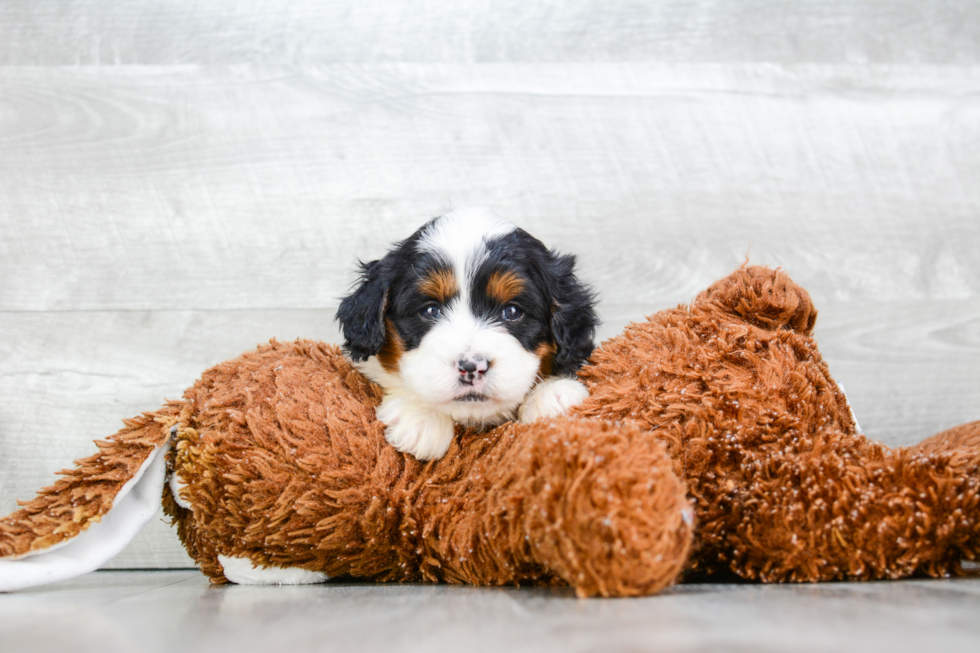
0,439,170,592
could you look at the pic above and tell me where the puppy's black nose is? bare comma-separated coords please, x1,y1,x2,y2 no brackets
457,355,489,383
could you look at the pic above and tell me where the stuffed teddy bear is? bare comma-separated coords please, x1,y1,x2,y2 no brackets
2,265,978,596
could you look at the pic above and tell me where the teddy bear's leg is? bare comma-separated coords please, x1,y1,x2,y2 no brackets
695,426,980,582
160,466,226,584
416,417,695,597
914,420,980,460
215,554,329,585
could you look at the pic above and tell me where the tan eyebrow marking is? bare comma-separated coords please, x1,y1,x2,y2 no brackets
418,269,458,303
377,318,404,373
487,270,525,304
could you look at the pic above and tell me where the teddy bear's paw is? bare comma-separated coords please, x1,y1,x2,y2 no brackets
518,377,590,424
377,393,456,460
217,555,328,585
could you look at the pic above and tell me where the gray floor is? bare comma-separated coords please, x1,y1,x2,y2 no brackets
2,571,979,653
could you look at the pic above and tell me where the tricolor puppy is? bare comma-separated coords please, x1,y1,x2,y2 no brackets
337,208,598,461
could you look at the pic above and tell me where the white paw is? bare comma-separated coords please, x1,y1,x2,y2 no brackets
518,377,589,424
217,555,329,585
376,393,456,461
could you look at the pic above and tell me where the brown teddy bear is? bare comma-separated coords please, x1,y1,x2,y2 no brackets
2,265,978,596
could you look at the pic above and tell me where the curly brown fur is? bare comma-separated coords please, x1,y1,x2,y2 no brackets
5,265,978,595
163,339,692,597
574,266,980,581
0,412,172,559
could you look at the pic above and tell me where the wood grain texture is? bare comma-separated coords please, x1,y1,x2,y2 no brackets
815,302,980,446
0,1,978,65
1,64,977,311
0,1,978,569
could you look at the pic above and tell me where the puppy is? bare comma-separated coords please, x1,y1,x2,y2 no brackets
336,208,598,461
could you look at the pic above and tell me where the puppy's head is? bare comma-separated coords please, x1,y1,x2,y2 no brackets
336,208,597,425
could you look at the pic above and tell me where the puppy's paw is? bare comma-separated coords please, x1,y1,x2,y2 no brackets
377,394,456,461
518,377,589,424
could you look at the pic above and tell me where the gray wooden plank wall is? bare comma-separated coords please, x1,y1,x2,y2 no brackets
1,1,978,569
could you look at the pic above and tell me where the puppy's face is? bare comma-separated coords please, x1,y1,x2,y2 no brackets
337,208,596,426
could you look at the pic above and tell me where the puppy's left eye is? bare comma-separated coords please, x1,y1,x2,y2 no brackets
501,305,523,322
420,305,441,321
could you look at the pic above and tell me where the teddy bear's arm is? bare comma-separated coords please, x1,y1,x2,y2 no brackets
411,418,694,597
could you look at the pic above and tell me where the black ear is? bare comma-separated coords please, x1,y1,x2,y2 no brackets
336,259,390,362
548,253,598,376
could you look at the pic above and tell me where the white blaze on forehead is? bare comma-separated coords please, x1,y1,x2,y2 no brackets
416,208,517,302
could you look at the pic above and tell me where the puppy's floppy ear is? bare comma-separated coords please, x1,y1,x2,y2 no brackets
548,252,598,377
336,259,390,362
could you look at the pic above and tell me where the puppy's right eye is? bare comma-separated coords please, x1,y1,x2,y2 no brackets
420,305,441,321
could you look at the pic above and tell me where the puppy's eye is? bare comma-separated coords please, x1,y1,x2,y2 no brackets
501,305,523,322
420,305,441,321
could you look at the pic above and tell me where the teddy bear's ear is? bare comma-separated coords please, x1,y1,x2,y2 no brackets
694,265,817,335
547,252,599,376
0,414,173,592
336,259,390,362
